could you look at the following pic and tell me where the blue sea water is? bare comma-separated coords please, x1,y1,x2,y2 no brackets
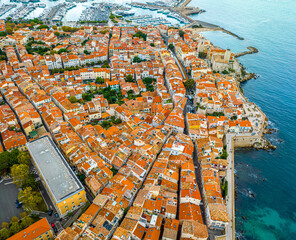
189,0,296,239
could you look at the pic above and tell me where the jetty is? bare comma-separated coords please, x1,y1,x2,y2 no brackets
132,0,245,40
235,46,259,57
181,24,245,40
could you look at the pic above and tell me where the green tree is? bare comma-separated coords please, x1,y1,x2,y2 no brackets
20,212,28,219
168,43,174,51
99,29,109,34
6,27,13,35
18,187,43,211
125,74,134,82
54,31,60,37
21,174,39,190
184,78,195,91
68,96,78,103
95,77,104,84
82,93,93,102
17,152,31,166
1,222,9,229
58,48,68,54
222,70,229,74
52,25,57,30
11,216,19,223
179,30,186,38
37,24,49,30
133,31,147,41
11,164,29,187
133,55,142,63
9,222,22,235
0,228,11,239
0,149,19,172
21,216,34,229
198,52,207,59
100,121,112,130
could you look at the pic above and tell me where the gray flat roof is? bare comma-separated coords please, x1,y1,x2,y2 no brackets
26,136,84,203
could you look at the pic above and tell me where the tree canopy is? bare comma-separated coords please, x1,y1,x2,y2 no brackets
69,96,78,103
17,152,31,166
11,164,29,187
95,77,105,84
133,31,147,41
18,187,43,211
168,43,175,51
125,74,134,82
184,78,195,91
0,149,19,173
37,24,49,30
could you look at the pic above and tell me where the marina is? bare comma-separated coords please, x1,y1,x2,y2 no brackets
0,0,196,26
0,4,17,17
39,3,76,23
122,14,174,27
79,4,110,23
8,3,39,21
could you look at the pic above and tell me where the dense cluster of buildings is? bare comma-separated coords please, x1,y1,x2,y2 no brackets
0,21,263,239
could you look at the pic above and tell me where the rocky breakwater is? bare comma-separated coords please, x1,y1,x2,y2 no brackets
235,46,258,58
253,120,277,150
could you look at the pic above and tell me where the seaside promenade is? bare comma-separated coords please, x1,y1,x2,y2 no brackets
225,134,236,240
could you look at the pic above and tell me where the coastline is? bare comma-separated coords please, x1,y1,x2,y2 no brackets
181,9,268,238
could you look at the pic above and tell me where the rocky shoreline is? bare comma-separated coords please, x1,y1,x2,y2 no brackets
254,119,278,150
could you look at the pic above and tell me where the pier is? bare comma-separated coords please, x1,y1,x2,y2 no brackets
235,46,259,57
132,0,245,40
182,25,245,40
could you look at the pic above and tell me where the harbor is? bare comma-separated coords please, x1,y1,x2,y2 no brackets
8,3,40,21
79,3,110,23
39,3,76,23
0,4,17,18
121,14,174,27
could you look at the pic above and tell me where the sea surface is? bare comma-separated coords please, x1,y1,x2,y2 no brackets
188,0,296,239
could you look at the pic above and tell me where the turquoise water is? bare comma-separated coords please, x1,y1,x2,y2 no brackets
189,0,296,239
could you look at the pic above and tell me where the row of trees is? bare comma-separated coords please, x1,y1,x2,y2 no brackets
133,55,146,63
10,152,43,211
99,116,122,130
0,48,7,62
0,212,36,240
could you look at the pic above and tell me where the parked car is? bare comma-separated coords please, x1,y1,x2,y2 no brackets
16,202,22,208
15,199,19,204
53,227,58,233
48,210,53,216
50,222,55,228
55,213,59,218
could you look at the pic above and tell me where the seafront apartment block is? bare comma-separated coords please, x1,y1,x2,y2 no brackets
26,135,87,217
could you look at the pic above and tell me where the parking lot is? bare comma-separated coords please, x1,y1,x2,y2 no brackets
0,178,23,224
